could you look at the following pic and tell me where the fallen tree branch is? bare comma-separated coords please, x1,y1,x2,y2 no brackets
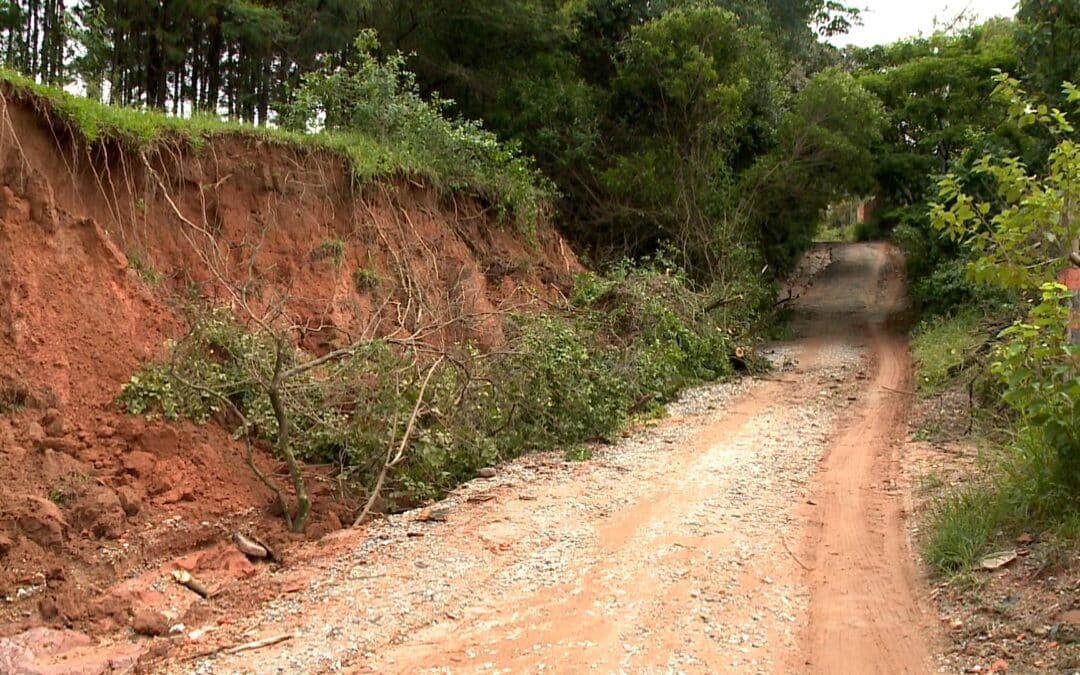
172,570,215,598
881,385,915,395
226,633,294,655
702,293,744,314
353,357,444,527
182,633,295,662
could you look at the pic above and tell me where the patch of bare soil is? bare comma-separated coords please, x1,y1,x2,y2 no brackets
904,387,1080,673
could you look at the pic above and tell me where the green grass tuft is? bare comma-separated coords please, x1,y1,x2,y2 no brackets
126,253,158,284
352,266,381,292
312,237,346,266
925,429,1080,575
564,445,594,462
910,309,987,395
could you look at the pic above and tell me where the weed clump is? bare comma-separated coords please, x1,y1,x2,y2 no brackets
312,237,346,266
909,310,987,396
925,429,1080,574
352,266,381,291
125,253,158,284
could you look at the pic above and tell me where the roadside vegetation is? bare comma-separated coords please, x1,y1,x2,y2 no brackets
849,8,1079,580
923,75,1079,573
117,257,747,530
909,310,990,396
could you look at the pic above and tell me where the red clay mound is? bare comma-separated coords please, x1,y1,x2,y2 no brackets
0,87,581,634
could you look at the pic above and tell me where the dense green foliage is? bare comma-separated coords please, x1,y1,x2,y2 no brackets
281,31,545,232
849,20,1021,311
1017,0,1080,106
0,0,880,281
850,5,1080,314
746,68,883,269
847,6,1080,574
118,263,741,519
933,74,1080,488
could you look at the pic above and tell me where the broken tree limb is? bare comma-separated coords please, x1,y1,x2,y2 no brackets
782,536,814,571
232,532,269,560
353,357,444,527
172,570,214,598
881,385,915,395
225,633,294,655
182,633,295,662
703,294,745,314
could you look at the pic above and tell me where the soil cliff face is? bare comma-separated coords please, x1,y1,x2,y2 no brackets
0,89,580,631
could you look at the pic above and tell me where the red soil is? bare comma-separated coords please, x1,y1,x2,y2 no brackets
0,88,580,638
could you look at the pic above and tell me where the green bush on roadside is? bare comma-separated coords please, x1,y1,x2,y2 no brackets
118,261,746,518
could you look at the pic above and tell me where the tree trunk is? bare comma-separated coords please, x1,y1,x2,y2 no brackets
269,342,309,533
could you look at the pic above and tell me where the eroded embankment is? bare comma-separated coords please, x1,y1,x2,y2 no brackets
0,88,579,635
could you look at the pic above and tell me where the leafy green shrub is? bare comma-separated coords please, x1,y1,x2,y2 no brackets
574,256,735,406
853,217,884,242
117,309,281,427
282,31,547,234
504,314,629,445
926,72,1080,556
352,266,381,291
119,260,743,514
890,221,932,278
991,284,1080,486
933,76,1080,490
912,259,1011,318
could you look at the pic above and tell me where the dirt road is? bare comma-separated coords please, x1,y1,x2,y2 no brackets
170,242,937,673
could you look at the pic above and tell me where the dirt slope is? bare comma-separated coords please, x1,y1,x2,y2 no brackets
0,88,579,637
124,242,937,673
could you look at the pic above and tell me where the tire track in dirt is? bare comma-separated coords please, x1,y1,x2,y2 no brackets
161,243,937,674
795,243,936,674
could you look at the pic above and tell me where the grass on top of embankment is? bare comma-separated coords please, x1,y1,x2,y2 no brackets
0,69,544,233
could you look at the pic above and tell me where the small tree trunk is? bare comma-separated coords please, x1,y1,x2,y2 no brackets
270,342,310,533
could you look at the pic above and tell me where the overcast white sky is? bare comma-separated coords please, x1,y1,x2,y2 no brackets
834,0,1018,47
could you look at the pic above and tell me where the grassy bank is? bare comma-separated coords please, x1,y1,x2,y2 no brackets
0,68,545,233
910,309,1080,575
